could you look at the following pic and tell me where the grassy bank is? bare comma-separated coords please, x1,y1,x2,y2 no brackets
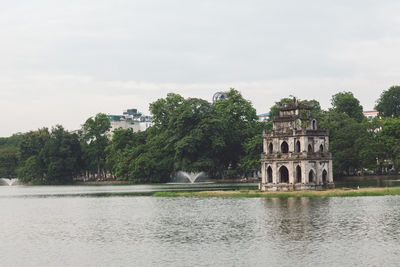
152,187,400,198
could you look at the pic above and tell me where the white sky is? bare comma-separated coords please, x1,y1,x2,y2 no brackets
1,0,399,136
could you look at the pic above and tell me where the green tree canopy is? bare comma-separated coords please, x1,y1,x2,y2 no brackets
42,126,82,184
16,126,82,184
0,133,23,178
319,112,364,175
375,85,400,118
80,113,111,178
377,118,400,172
0,146,18,178
213,89,260,173
108,88,262,182
331,91,364,122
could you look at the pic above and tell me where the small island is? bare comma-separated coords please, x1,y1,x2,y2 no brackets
152,187,400,198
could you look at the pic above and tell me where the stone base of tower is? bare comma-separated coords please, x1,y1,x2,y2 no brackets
259,182,335,191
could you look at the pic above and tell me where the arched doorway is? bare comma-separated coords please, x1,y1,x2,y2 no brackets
296,165,302,183
268,143,273,154
279,166,289,183
295,141,301,153
281,141,289,153
309,170,315,183
267,166,273,183
322,170,327,184
319,144,324,152
308,144,313,153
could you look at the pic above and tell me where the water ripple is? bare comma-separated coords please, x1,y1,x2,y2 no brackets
1,192,400,266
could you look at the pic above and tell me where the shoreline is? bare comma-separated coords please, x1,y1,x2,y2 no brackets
152,187,400,198
74,180,132,185
73,178,260,185
73,174,400,185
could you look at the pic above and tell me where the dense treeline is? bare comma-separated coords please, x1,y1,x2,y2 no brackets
108,90,263,183
322,88,400,176
0,86,400,184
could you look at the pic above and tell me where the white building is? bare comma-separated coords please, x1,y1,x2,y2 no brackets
107,109,152,134
257,112,270,122
363,110,379,120
260,98,334,191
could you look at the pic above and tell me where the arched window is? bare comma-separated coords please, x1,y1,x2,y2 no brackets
267,166,273,183
296,165,302,183
312,120,316,130
322,170,327,184
295,141,301,153
281,141,289,153
309,170,315,183
279,166,289,183
319,144,324,152
268,143,273,154
308,144,313,153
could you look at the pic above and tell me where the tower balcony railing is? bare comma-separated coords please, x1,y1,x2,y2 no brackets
261,151,331,160
263,128,329,137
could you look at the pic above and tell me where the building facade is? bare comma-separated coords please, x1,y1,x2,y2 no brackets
107,109,152,134
260,99,334,191
257,112,270,122
363,110,379,120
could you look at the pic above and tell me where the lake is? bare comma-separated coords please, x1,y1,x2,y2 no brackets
1,184,400,266
335,175,400,188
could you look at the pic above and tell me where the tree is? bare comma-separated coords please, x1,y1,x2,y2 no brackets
17,128,50,182
331,91,364,122
149,93,185,128
0,147,18,178
377,118,400,172
0,133,22,178
213,89,260,176
80,113,111,178
17,155,43,184
42,126,82,184
18,128,50,163
111,88,261,182
356,119,384,173
375,85,400,118
238,133,263,175
16,126,82,184
150,93,226,177
105,128,138,179
319,111,365,176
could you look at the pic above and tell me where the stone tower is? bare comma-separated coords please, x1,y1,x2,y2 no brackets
260,98,334,191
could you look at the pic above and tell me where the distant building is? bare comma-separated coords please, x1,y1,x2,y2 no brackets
107,109,152,134
363,110,379,120
257,112,270,122
69,129,80,135
260,98,334,191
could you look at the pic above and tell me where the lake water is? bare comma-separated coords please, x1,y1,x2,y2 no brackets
1,184,400,266
335,175,400,188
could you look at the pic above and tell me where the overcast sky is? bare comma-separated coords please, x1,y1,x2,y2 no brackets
1,0,399,136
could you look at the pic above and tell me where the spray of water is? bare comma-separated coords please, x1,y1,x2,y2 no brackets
175,171,207,183
0,178,19,186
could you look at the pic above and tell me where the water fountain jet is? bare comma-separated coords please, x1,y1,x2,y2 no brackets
0,178,19,186
174,171,207,183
